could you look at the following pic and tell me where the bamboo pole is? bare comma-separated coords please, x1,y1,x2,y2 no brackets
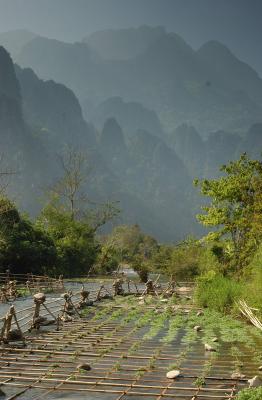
238,300,262,330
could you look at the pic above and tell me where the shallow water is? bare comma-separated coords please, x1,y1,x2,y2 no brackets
0,285,261,399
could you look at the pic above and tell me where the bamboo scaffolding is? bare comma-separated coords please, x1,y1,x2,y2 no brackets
0,383,237,398
0,281,253,399
0,375,238,393
0,272,64,303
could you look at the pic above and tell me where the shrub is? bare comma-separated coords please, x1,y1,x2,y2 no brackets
236,387,262,400
194,272,243,313
0,196,57,274
159,239,222,281
37,204,99,277
156,238,203,280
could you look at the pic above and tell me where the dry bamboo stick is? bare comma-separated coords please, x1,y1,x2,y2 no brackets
0,382,236,398
238,300,262,330
0,376,233,393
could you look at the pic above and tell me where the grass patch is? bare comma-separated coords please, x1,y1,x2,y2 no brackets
236,387,262,400
143,311,170,340
161,312,185,343
195,273,243,313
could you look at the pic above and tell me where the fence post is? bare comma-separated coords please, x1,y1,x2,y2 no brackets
0,305,24,344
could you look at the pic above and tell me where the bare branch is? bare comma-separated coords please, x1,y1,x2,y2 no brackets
0,154,17,196
85,201,121,232
48,147,91,219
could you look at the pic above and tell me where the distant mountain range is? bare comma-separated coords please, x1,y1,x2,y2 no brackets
1,26,262,135
0,26,262,241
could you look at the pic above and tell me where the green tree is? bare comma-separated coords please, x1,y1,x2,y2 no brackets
103,224,159,282
39,147,119,277
0,196,57,274
194,153,262,270
37,202,98,277
153,238,209,280
92,241,120,275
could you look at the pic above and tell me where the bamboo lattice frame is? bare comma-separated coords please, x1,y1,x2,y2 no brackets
0,280,258,399
0,272,64,302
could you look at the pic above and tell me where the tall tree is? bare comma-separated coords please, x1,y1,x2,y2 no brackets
194,153,262,270
48,147,119,229
39,147,119,276
50,147,89,220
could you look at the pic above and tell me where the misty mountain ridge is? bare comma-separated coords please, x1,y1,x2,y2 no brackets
15,64,96,150
2,26,262,135
83,25,166,60
0,29,37,58
170,123,262,180
89,96,164,138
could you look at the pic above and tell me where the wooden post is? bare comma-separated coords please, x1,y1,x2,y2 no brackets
0,305,24,344
95,285,104,301
30,292,46,330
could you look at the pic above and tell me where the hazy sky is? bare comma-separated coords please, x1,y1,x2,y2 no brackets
0,0,261,74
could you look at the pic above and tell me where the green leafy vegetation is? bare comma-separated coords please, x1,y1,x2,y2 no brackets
194,376,206,387
192,154,262,315
0,196,57,275
194,154,262,271
153,237,220,280
0,147,117,277
236,388,262,400
98,224,159,281
37,202,98,277
194,272,243,313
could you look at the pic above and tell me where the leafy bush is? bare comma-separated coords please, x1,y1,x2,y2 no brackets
195,272,243,313
154,239,222,280
236,387,262,400
38,204,99,277
93,243,120,275
153,239,200,280
0,197,57,274
103,224,158,282
168,240,201,280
